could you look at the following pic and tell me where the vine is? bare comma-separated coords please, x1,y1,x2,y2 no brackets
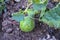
12,0,60,32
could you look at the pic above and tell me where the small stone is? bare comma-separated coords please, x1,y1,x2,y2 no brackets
6,28,13,33
2,20,8,26
16,28,19,31
46,34,50,39
47,3,54,9
50,36,56,40
39,38,42,40
14,0,20,2
42,38,46,40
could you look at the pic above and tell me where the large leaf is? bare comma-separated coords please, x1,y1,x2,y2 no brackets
40,3,60,29
0,0,4,3
32,0,48,11
0,4,5,13
12,11,24,22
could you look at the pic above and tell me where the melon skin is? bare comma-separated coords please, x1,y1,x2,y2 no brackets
20,17,35,32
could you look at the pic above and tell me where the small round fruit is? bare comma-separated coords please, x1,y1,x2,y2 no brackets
20,17,35,32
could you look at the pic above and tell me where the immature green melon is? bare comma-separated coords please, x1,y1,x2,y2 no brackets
20,16,35,32
32,0,47,4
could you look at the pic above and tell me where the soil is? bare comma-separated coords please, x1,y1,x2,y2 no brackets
0,0,60,40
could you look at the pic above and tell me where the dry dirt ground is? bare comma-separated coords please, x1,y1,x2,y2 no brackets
1,0,60,40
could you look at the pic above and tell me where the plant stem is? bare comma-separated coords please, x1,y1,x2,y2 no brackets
24,3,32,13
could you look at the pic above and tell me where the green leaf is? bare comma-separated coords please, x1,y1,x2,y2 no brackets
0,0,5,14
0,4,5,13
12,11,24,22
0,0,4,3
27,9,35,16
40,10,45,17
32,0,48,11
32,0,40,4
40,3,60,29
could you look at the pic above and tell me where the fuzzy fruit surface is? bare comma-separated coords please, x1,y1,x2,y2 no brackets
20,16,35,32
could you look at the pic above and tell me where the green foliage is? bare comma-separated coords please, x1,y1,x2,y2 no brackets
0,4,5,13
12,0,60,32
40,3,60,29
32,0,40,4
12,0,48,22
32,0,48,11
0,0,5,14
12,10,24,22
12,9,35,32
0,0,4,3
27,9,36,16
